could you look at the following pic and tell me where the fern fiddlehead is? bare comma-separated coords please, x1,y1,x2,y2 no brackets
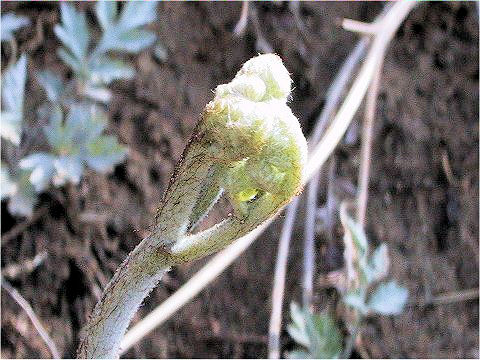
77,54,307,358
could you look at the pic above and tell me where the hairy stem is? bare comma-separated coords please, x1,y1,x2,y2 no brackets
77,139,213,358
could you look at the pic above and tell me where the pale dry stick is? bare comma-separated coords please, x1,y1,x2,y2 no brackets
7,37,18,69
440,149,459,185
233,1,249,37
301,38,370,312
288,1,309,43
250,4,274,54
306,0,417,181
325,157,337,242
427,288,478,306
2,251,47,279
356,58,384,227
121,2,416,354
1,277,61,359
302,173,319,309
342,18,380,36
267,197,300,360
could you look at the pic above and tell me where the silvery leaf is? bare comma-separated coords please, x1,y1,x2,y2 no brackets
305,311,342,359
89,57,135,85
365,243,390,283
97,28,156,55
95,1,118,31
0,111,22,145
19,153,56,192
154,43,168,63
43,105,65,150
85,135,127,172
53,155,84,185
37,70,64,102
1,163,17,200
93,1,157,57
57,48,82,74
1,13,30,41
343,289,369,315
54,3,90,62
1,55,27,145
287,350,311,359
118,1,157,31
82,84,112,104
287,302,310,348
6,170,38,218
367,281,409,315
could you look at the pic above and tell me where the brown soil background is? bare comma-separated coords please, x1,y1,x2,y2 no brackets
1,1,478,359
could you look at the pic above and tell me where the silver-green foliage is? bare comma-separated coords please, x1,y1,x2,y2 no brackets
1,56,39,217
54,1,157,103
287,302,342,359
1,162,38,218
20,104,126,190
1,54,27,145
0,1,156,217
286,208,408,358
340,210,408,316
1,13,30,42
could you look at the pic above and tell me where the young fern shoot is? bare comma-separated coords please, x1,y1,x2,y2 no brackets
78,54,308,358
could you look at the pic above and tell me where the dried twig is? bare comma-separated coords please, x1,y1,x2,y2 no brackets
302,172,319,309
267,197,300,359
7,38,18,69
301,38,370,312
250,5,274,53
325,156,337,241
288,1,309,43
1,277,61,359
342,19,380,36
233,1,249,37
420,288,479,306
356,57,384,227
306,0,416,180
2,251,48,279
440,149,459,186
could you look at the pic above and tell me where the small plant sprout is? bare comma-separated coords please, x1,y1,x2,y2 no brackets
339,202,408,317
287,302,342,359
77,54,308,358
338,202,408,358
286,203,408,359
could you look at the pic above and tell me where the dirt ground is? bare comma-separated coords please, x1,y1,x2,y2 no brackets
1,1,478,359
